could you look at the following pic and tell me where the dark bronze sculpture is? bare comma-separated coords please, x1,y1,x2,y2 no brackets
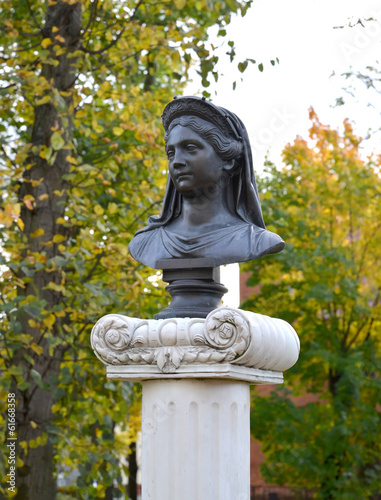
129,96,285,318
129,96,284,269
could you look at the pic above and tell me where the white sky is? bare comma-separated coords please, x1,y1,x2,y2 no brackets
186,0,381,169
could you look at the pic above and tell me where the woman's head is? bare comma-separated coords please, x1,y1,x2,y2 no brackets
165,115,243,163
134,96,267,232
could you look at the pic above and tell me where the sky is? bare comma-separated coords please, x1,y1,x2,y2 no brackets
186,0,381,169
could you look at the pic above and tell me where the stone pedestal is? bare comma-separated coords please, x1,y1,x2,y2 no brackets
91,307,300,499
141,379,250,500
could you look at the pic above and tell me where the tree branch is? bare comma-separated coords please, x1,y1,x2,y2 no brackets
19,30,42,38
0,83,16,90
126,200,161,232
82,0,99,37
355,221,381,280
347,288,380,349
1,144,18,168
80,251,106,284
13,41,41,53
81,27,126,55
25,0,43,32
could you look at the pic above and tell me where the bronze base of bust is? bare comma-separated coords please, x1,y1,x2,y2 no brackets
154,258,228,319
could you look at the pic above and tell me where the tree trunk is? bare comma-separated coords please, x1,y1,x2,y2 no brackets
15,2,82,498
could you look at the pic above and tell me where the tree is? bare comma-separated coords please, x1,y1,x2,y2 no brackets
244,110,381,499
0,0,253,498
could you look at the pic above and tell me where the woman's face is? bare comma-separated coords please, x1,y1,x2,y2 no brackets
166,125,226,197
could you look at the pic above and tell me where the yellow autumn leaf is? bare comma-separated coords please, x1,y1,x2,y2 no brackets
92,119,104,133
108,202,118,214
0,211,13,228
46,282,65,292
113,126,124,136
28,319,39,328
30,228,45,238
53,234,66,243
41,38,52,49
32,252,47,264
43,313,56,329
31,178,44,187
54,35,66,43
6,202,20,216
36,95,51,106
40,146,53,160
53,189,66,197
23,196,35,211
51,131,65,151
66,155,77,164
30,343,44,355
38,193,49,201
46,281,65,292
19,334,33,344
30,421,38,429
54,47,66,56
94,204,104,215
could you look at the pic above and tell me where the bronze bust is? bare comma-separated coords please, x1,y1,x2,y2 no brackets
129,96,285,269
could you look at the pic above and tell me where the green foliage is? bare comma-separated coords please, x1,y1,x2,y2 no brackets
245,109,381,499
0,0,253,497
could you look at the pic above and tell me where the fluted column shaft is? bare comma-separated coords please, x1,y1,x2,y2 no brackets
141,379,250,500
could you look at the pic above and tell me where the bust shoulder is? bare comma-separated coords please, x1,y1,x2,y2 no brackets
129,222,284,268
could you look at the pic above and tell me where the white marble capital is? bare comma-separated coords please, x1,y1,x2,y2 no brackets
91,307,300,382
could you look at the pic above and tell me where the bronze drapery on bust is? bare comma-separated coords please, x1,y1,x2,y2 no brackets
128,96,285,270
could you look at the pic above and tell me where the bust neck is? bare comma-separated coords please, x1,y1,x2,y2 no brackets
166,186,242,238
